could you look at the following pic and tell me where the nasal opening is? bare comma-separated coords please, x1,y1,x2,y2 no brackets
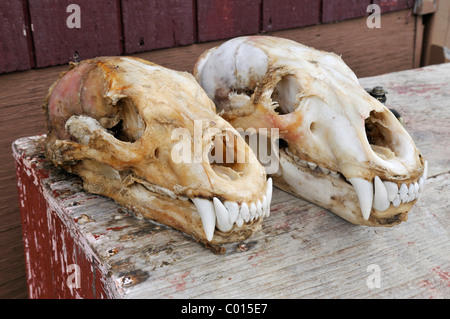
365,110,397,160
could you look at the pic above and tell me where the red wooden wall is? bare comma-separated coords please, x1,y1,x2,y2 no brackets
0,0,415,73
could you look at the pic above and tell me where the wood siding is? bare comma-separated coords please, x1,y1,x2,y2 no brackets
1,0,414,73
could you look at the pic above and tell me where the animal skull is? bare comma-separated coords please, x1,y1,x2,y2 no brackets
43,56,271,251
194,36,427,226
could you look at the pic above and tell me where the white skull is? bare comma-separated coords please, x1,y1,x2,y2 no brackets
194,36,427,226
43,56,271,251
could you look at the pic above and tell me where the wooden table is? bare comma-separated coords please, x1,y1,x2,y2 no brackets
13,63,450,299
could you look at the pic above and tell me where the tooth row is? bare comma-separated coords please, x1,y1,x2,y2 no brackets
378,160,428,209
351,161,428,220
192,178,273,241
285,148,339,178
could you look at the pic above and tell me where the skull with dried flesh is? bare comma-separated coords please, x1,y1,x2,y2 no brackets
194,36,427,226
43,56,271,251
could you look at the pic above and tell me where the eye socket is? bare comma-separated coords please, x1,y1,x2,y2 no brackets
272,75,301,115
109,98,145,142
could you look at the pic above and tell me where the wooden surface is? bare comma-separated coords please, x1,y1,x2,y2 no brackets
0,10,425,298
13,63,450,298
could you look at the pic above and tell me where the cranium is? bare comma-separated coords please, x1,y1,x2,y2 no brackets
194,36,427,226
43,56,271,251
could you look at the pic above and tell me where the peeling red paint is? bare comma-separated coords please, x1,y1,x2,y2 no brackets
92,233,105,239
167,271,192,292
14,141,108,298
431,267,450,287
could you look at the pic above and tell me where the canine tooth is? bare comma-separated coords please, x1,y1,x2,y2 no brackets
192,198,216,241
383,181,398,202
423,161,428,180
399,183,408,202
256,200,263,217
320,167,329,174
264,178,273,217
418,177,424,192
240,202,250,222
392,194,401,207
266,178,273,207
308,162,317,170
224,201,239,224
373,176,390,211
213,198,233,232
236,216,244,227
349,177,373,220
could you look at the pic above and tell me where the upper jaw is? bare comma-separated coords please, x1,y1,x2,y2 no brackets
280,147,427,225
191,177,272,242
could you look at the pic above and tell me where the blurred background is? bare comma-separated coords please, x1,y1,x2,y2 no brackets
0,0,448,298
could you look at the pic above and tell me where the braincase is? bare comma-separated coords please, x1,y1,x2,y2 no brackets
102,57,217,135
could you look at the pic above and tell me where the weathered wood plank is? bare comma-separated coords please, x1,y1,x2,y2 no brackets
0,0,32,73
373,0,414,13
121,0,195,54
322,0,371,23
28,0,122,68
197,0,261,42
262,0,320,32
267,10,416,78
12,63,450,298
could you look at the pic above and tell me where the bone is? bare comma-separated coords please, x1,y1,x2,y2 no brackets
240,202,250,222
213,197,234,232
224,201,239,224
44,56,269,251
399,183,409,202
265,178,273,217
192,198,216,241
194,35,425,227
349,178,373,220
383,181,398,202
373,176,390,212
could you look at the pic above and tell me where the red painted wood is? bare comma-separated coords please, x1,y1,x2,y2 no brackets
0,0,32,73
372,0,414,13
197,0,261,42
262,0,320,32
28,0,122,68
14,144,107,298
322,0,371,23
121,0,195,54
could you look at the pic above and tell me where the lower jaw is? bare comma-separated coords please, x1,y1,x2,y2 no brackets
273,151,415,227
69,160,262,253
